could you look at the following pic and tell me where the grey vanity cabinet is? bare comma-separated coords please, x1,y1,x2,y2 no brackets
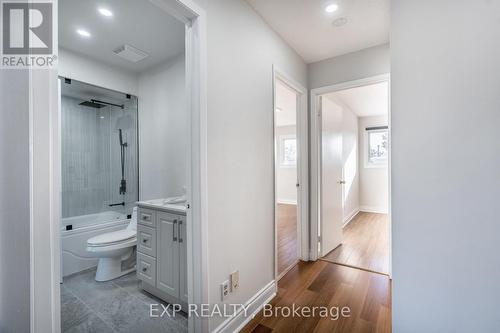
157,212,180,298
137,205,187,308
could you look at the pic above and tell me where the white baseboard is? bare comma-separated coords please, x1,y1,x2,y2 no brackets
343,208,359,227
212,280,277,333
276,199,297,205
359,205,388,214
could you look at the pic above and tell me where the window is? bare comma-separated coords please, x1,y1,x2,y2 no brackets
366,127,388,166
279,135,297,167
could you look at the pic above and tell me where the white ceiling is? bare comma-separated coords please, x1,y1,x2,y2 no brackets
325,81,388,117
246,0,389,63
59,0,185,73
276,80,297,126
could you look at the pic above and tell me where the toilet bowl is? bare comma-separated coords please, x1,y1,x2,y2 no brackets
86,207,138,281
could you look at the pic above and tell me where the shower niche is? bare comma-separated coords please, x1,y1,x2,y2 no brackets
60,78,139,229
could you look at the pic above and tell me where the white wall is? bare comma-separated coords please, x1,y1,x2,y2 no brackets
358,115,388,213
58,48,138,96
308,43,390,89
0,71,31,333
191,0,308,330
138,55,187,200
276,125,297,204
392,1,500,332
324,96,360,223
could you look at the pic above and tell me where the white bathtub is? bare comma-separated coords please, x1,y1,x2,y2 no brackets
61,211,130,277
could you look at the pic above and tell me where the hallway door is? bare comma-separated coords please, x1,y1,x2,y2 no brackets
320,96,343,256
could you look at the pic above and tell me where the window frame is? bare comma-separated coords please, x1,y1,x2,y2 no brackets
279,134,297,168
365,127,389,168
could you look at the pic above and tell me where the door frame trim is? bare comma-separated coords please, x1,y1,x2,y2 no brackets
272,66,309,281
309,74,391,276
31,0,208,331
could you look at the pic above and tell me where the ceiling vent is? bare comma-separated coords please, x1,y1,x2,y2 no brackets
113,44,149,62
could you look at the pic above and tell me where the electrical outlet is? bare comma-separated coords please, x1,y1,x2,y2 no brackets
221,280,230,300
230,270,239,290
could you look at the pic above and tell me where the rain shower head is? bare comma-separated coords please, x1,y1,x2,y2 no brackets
79,100,106,108
79,99,124,109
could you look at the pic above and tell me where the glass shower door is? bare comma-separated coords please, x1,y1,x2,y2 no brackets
60,79,138,228
107,97,139,219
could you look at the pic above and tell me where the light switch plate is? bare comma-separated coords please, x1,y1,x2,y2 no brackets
230,270,239,290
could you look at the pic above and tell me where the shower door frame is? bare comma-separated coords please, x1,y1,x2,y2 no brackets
31,0,208,332
58,78,140,225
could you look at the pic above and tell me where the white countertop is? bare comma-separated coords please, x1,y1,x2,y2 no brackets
136,198,187,215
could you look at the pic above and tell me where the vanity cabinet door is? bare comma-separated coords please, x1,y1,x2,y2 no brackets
178,216,188,304
156,212,180,298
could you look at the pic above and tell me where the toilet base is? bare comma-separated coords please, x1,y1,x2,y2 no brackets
95,248,136,282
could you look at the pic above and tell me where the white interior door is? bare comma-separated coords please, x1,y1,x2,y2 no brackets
320,96,343,256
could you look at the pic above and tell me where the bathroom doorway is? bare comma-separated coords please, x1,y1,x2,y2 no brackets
57,0,190,330
273,69,309,280
43,0,208,332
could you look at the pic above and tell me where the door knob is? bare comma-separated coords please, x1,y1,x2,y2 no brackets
338,180,346,184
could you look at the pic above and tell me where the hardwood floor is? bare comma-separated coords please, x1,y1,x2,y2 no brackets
241,260,391,333
322,212,389,275
241,211,392,332
277,203,298,276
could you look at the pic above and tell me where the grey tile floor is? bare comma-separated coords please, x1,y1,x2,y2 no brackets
61,269,188,333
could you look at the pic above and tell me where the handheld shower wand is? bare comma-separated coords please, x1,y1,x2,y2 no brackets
118,129,128,195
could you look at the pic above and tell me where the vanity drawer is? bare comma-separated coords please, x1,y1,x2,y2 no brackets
137,253,156,286
138,208,156,228
137,225,156,257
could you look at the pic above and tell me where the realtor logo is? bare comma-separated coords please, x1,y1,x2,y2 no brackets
1,1,56,67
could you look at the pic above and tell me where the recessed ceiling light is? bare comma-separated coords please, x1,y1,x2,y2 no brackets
76,29,91,38
98,8,113,17
325,4,339,13
332,17,348,27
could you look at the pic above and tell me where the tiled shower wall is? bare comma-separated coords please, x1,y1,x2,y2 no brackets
61,96,138,218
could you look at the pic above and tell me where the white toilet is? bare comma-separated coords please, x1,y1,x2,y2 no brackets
86,207,138,281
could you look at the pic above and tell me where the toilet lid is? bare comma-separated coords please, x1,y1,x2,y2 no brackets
87,229,136,246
